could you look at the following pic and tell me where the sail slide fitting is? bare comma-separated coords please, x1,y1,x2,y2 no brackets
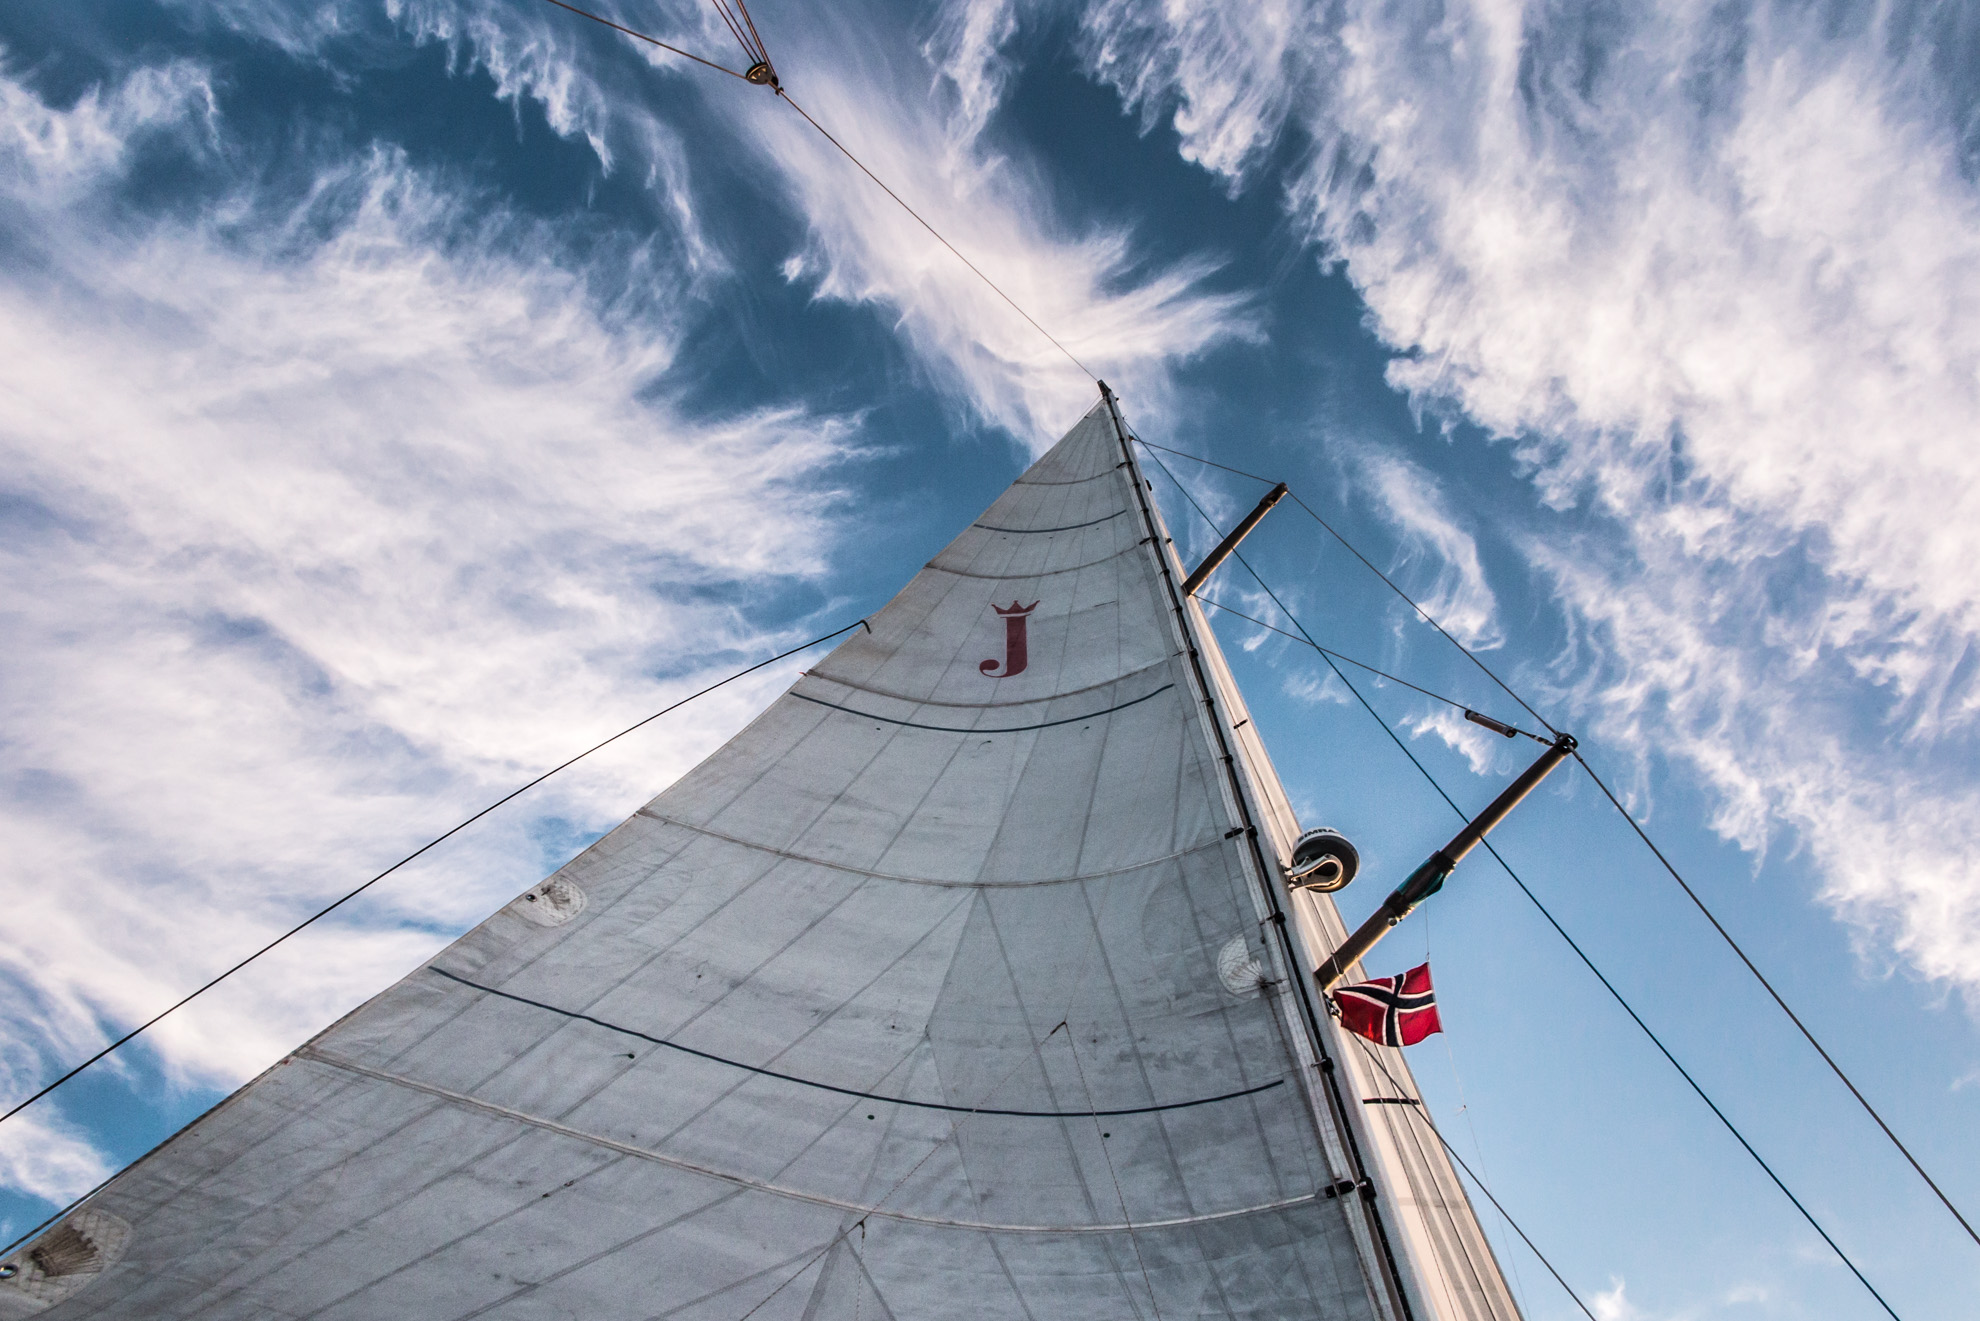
1288,827,1360,892
1316,730,1576,991
1181,482,1288,595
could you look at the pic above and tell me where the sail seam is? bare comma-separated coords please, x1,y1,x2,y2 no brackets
1012,471,1115,486
925,543,1137,579
797,658,1168,711
296,1047,1313,1234
972,511,1126,534
633,810,1232,888
424,968,1283,1117
789,684,1173,733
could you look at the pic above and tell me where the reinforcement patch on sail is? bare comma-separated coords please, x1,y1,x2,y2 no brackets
30,404,1389,1321
0,1210,130,1317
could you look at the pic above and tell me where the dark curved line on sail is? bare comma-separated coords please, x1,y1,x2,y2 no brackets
798,657,1168,712
1014,469,1117,486
430,969,1284,1118
633,809,1232,889
927,541,1137,579
972,510,1126,534
790,684,1173,733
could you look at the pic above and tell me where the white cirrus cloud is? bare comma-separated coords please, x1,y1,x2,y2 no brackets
200,0,1261,447
1352,448,1504,652
0,50,857,1187
760,0,1262,445
1062,0,1980,993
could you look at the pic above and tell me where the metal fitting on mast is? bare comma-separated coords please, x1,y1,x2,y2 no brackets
1181,483,1287,595
1315,729,1576,991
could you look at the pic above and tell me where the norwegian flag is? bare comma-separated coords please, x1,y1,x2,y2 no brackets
1334,962,1443,1047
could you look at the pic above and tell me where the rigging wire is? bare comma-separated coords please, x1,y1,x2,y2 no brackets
1343,1035,1598,1321
0,619,871,1136
533,0,752,80
1133,435,1556,736
772,89,1095,379
1573,750,1980,1251
707,0,766,68
1137,435,1980,1255
1142,451,1907,1321
1194,594,1546,743
527,0,1095,379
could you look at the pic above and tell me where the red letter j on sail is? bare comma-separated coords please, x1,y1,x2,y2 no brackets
980,600,1039,678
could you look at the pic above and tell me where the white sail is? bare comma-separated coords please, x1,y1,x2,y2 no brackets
1,398,1521,1321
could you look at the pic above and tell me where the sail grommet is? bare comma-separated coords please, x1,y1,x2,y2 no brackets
511,876,587,927
1289,828,1359,892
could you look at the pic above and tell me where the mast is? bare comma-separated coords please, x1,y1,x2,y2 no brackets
1098,383,1526,1321
1098,383,1422,1321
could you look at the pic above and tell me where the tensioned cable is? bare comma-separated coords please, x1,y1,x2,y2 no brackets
528,0,1096,380
1343,1035,1598,1321
1133,435,1555,736
1144,454,1906,1320
708,0,766,68
772,90,1096,379
1139,433,1980,1254
1195,595,1546,742
533,0,751,79
1573,751,1980,1250
0,618,870,1135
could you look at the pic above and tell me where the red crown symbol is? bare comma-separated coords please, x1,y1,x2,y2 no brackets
993,600,1039,616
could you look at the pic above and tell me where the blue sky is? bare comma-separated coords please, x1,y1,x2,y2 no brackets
2,1,1978,1317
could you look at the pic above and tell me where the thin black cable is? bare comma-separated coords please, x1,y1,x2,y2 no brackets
773,90,1095,380
708,0,760,66
1148,456,1905,1320
0,619,870,1135
733,0,774,68
1343,1037,1598,1321
530,2,1094,382
1147,436,1975,1261
1131,435,1556,736
1574,751,1980,1250
1195,595,1546,743
532,0,751,79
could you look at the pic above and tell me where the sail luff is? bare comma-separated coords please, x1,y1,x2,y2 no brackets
1111,404,1529,1321
1098,388,1425,1321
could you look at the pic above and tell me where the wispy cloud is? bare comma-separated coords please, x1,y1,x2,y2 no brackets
1069,0,1980,993
0,51,855,1187
768,0,1261,444
1352,449,1503,651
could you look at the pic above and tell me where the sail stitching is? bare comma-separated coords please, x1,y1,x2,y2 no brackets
425,968,1283,1118
926,543,1137,578
972,510,1127,534
789,683,1172,733
296,1048,1314,1234
635,810,1233,889
799,657,1168,711
1061,1028,1163,1321
1013,471,1117,486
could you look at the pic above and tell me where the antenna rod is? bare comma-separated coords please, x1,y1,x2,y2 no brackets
1316,730,1577,990
1181,483,1288,595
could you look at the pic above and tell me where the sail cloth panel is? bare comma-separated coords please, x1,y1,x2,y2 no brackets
14,405,1385,1320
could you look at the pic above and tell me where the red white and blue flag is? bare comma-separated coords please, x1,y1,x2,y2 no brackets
1334,962,1442,1047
